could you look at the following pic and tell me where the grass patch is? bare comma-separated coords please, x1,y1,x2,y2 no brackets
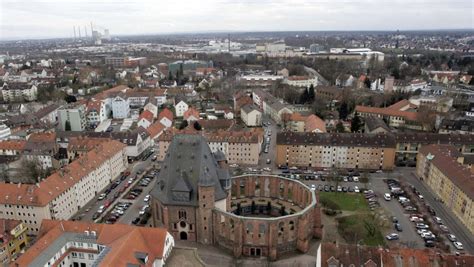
337,214,386,246
320,192,368,211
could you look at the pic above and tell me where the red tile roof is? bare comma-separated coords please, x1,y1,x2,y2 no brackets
183,107,200,120
419,144,474,200
0,140,26,151
0,140,126,206
138,110,154,123
146,121,166,139
355,105,419,121
15,220,169,267
158,108,174,121
305,114,326,133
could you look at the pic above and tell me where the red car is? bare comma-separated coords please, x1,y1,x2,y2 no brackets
104,200,111,208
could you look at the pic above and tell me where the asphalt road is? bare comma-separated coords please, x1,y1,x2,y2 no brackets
370,175,424,249
398,168,474,254
117,174,156,226
74,152,155,222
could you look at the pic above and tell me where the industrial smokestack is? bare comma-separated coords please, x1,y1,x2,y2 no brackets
73,26,76,41
78,26,81,39
84,26,88,38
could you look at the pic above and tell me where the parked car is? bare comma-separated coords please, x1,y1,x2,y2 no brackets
434,216,443,224
98,193,107,200
425,240,435,247
354,186,360,193
395,223,403,232
416,223,429,229
447,234,457,242
439,224,449,232
132,217,141,225
386,233,399,240
453,242,464,250
384,193,391,201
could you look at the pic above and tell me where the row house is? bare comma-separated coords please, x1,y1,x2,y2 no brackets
15,220,174,267
157,129,263,165
416,145,474,234
1,83,37,102
0,140,127,234
276,132,397,170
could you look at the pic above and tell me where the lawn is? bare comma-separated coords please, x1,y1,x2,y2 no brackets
320,192,368,211
337,214,386,246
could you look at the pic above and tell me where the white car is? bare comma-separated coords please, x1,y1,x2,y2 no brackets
384,193,391,201
98,193,107,200
311,184,316,191
353,176,359,182
434,216,443,224
410,216,424,222
453,242,464,250
354,186,360,193
144,195,151,202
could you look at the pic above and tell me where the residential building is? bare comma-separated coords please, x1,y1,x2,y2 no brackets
355,100,423,130
157,129,263,165
251,89,295,125
394,133,474,166
183,107,200,122
276,132,397,170
364,116,391,134
158,108,174,128
33,104,59,125
0,123,11,140
86,99,107,126
58,103,87,131
416,145,474,234
14,220,174,267
317,242,474,267
283,76,318,88
241,104,262,127
1,83,37,102
144,99,158,118
0,140,26,156
23,132,58,170
409,95,453,113
137,110,154,129
285,112,307,132
146,121,166,146
175,100,189,117
0,140,127,234
439,119,474,134
305,114,326,133
111,95,130,119
0,219,28,265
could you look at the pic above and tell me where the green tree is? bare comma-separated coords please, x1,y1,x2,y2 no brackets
299,88,310,104
338,102,349,120
308,84,315,101
178,120,188,130
351,115,363,132
65,120,72,131
193,121,202,131
335,122,345,133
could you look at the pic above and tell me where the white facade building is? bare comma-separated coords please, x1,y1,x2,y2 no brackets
112,96,130,119
175,100,189,117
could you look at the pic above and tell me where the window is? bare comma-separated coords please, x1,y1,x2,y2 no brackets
178,210,187,220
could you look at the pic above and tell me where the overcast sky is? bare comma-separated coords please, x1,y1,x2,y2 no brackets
0,0,472,40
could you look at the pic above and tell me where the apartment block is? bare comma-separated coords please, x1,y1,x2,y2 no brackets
0,140,127,234
157,129,263,165
416,145,474,234
276,132,396,170
14,220,173,267
0,219,28,265
58,103,87,131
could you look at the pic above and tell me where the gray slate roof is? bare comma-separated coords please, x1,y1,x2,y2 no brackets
150,134,228,206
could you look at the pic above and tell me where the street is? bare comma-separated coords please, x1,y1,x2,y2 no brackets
371,168,474,254
73,151,156,223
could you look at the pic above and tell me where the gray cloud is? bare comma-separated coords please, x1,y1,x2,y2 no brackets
0,0,472,40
